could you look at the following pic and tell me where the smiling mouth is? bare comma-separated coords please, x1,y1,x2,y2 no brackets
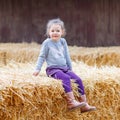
53,36,59,38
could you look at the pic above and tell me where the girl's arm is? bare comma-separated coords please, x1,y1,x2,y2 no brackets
63,39,72,70
34,41,48,74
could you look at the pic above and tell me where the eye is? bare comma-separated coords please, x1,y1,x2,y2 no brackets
56,30,60,32
51,30,54,32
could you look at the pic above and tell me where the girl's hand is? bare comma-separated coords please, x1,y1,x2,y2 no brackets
33,70,39,76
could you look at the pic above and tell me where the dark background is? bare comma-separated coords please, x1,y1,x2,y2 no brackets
0,0,120,46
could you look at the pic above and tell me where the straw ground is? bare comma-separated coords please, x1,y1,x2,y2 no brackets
0,43,120,120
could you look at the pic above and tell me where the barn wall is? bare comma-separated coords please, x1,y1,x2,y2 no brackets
0,0,120,46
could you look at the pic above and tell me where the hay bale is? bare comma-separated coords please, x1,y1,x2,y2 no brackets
70,46,120,67
0,62,120,120
0,73,79,120
0,43,120,67
0,43,39,64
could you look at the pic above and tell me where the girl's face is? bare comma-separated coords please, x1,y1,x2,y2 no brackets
49,24,63,41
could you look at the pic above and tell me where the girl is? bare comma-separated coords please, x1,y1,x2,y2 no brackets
33,18,96,112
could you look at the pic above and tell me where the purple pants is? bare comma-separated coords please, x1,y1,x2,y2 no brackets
46,67,85,95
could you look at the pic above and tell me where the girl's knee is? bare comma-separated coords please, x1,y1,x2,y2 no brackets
63,74,71,80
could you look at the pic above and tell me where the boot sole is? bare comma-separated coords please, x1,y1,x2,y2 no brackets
81,108,96,113
69,103,86,111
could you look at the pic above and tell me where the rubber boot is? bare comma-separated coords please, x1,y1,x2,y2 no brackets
66,92,86,110
78,95,96,113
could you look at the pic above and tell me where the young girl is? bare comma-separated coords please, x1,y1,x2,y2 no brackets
33,18,96,112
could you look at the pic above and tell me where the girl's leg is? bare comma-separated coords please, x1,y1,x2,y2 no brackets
66,71,96,112
51,70,72,93
51,70,86,110
66,71,85,95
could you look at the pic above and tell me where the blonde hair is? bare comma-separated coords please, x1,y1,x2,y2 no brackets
46,18,66,37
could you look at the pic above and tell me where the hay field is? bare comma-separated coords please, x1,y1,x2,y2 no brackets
0,43,120,120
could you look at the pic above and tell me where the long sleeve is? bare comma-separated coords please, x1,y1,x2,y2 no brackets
63,39,72,70
35,40,48,71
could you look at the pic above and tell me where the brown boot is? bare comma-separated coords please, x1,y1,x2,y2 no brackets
66,92,86,110
78,95,96,113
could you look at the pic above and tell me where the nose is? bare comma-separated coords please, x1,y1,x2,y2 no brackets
53,31,58,34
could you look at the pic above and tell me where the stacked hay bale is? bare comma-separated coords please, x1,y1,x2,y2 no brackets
0,43,39,64
70,46,120,67
0,62,120,120
0,43,120,67
0,76,66,120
